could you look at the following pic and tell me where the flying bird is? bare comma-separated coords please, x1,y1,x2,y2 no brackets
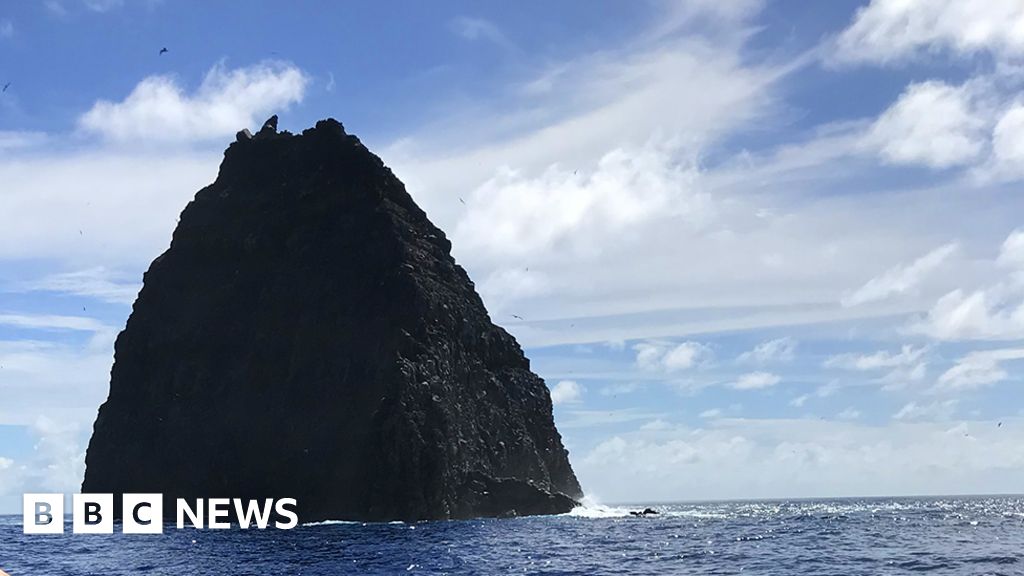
511,314,524,320
159,47,168,55
2,82,9,93
459,197,465,205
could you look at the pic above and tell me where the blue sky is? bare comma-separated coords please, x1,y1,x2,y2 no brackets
2,0,1024,512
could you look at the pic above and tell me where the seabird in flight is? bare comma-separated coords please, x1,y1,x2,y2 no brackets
159,47,168,55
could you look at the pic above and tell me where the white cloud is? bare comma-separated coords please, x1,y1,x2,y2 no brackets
894,399,958,421
834,0,1024,64
558,408,666,430
550,379,584,405
911,230,1024,340
997,228,1024,268
44,1,68,16
825,345,927,371
634,341,712,372
837,408,861,420
936,348,1024,391
0,313,110,333
790,395,808,408
0,150,217,266
18,267,140,304
877,361,928,391
384,2,1024,349
988,104,1024,179
862,81,986,169
737,337,797,364
731,371,780,390
915,288,1023,340
699,408,723,419
79,61,308,143
451,17,515,52
0,337,115,427
83,0,124,11
0,416,88,513
0,19,13,39
575,417,1024,501
843,243,958,306
454,142,711,261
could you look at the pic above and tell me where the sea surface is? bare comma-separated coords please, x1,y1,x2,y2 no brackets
1,496,1022,575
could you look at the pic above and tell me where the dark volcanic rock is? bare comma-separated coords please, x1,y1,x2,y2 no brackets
81,117,583,522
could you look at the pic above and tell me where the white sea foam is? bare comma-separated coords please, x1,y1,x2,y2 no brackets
301,519,361,527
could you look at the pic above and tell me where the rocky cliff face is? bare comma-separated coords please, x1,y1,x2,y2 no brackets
81,117,582,522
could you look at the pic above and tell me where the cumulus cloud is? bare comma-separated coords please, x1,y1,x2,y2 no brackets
862,81,986,169
388,2,1016,349
634,341,712,372
988,104,1024,179
0,417,88,513
79,61,308,143
455,143,710,260
550,379,584,405
0,19,13,39
843,243,958,306
834,0,1024,64
731,371,780,390
737,337,797,364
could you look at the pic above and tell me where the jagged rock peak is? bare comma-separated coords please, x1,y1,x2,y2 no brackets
81,116,582,522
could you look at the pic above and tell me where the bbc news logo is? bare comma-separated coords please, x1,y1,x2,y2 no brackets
23,494,299,534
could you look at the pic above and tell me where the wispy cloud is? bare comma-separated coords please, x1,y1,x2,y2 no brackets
450,16,516,52
737,337,797,364
843,243,958,307
833,0,1024,65
18,267,140,304
935,348,1024,391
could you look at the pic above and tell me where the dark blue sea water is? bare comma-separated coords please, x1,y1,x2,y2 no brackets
2,496,1022,575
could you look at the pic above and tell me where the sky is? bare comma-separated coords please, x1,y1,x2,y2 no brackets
1,0,1024,512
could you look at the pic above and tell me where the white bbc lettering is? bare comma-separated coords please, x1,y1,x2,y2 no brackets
122,493,163,534
72,493,114,534
22,493,64,534
23,493,300,533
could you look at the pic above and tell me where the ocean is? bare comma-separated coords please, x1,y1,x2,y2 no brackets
1,496,1021,575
